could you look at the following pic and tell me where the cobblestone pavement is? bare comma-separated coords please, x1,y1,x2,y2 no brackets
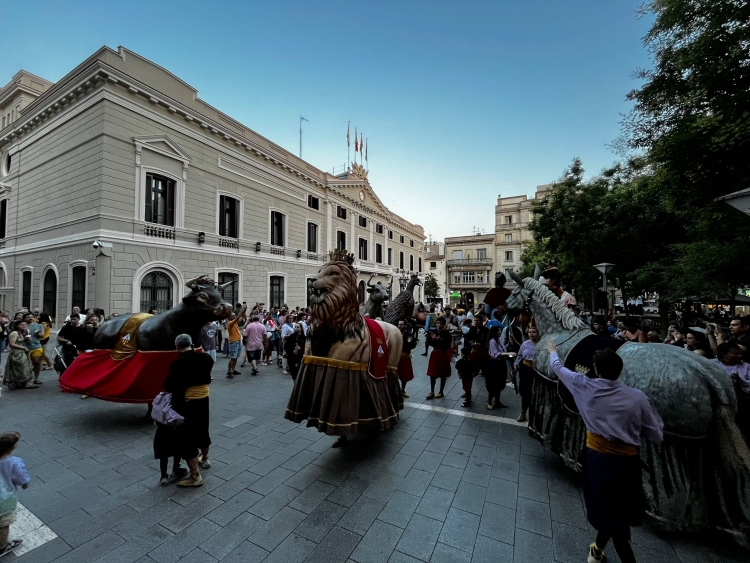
1,346,747,563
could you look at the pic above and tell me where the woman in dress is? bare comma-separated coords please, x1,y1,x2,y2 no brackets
263,313,277,366
426,317,452,399
485,325,508,410
2,321,38,390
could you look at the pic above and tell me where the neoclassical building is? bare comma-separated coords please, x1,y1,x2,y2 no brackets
0,46,425,323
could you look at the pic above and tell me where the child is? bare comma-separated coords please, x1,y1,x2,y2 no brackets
0,432,31,557
153,422,188,486
456,347,476,407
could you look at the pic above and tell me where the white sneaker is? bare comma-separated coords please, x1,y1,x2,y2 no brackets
587,543,605,563
282,370,289,375
198,455,211,469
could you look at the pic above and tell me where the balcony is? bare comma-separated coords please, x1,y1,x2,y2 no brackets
448,281,492,290
446,258,493,268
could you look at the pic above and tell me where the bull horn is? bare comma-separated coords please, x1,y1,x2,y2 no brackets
533,264,542,279
185,275,209,289
218,279,237,290
509,270,524,286
367,274,375,288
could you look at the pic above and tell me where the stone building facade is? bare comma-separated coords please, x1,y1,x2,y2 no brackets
0,46,425,324
444,234,495,307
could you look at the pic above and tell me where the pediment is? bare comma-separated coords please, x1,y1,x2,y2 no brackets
336,183,390,217
133,135,191,163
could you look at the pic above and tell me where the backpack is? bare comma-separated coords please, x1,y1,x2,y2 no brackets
151,392,184,426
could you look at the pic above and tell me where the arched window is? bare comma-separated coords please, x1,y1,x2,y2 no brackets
43,269,57,320
269,275,285,309
218,272,238,306
140,272,173,313
21,271,31,309
357,281,366,305
71,266,86,310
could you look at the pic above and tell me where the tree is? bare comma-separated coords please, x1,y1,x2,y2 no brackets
423,273,440,299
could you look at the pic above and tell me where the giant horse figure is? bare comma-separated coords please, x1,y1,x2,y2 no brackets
505,270,750,540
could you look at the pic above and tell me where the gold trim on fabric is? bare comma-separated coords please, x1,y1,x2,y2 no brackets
185,384,210,401
586,431,638,456
386,366,399,373
285,408,399,427
302,355,367,371
522,359,533,368
110,313,152,361
400,353,412,359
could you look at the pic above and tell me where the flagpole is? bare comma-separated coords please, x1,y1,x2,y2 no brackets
299,116,309,158
347,121,350,171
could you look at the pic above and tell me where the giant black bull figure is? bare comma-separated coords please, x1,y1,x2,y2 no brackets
59,276,233,403
95,275,234,350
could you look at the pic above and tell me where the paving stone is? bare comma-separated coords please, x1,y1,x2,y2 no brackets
415,486,454,522
148,518,222,563
430,465,463,492
441,448,469,470
53,530,125,563
397,467,433,497
288,479,335,513
209,470,262,501
395,513,443,561
339,496,388,536
281,449,320,472
550,520,595,563
248,506,307,551
205,488,263,526
631,524,679,556
457,420,482,437
517,472,549,504
221,540,269,563
513,528,555,563
515,497,552,538
350,519,403,563
327,475,370,507
248,466,296,494
478,500,515,545
632,544,681,563
388,551,423,563
549,491,588,530
400,438,429,458
159,494,224,534
295,499,347,542
285,463,326,491
200,511,265,560
222,414,256,428
461,462,491,487
413,451,444,473
388,453,419,478
248,484,299,520
425,436,453,455
378,491,421,528
430,542,472,562
262,533,317,563
437,508,480,553
434,424,459,440
474,432,499,448
450,434,476,452
451,482,487,516
306,526,363,563
485,477,517,509
13,537,71,563
471,534,514,563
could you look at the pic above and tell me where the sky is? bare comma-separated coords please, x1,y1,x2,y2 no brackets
1,0,654,241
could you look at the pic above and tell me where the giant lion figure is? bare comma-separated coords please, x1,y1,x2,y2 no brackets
285,253,403,444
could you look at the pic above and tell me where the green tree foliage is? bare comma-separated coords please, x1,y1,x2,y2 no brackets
423,273,440,298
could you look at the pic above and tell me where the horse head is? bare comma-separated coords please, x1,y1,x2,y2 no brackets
506,270,532,314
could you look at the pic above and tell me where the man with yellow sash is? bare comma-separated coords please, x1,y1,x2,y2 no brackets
546,340,663,563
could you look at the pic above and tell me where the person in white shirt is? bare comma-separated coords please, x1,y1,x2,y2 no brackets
65,306,86,324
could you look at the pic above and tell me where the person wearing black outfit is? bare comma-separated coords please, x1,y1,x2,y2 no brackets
466,314,489,377
284,323,307,380
397,320,417,397
164,334,214,487
426,318,452,399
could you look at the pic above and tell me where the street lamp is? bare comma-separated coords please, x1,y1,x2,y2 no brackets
593,263,616,313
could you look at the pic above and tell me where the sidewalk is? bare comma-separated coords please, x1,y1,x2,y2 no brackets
1,349,746,562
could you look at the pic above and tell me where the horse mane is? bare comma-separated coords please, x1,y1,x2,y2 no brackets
523,277,588,331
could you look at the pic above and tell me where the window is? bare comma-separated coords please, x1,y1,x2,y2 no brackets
140,271,173,313
399,235,405,244
505,251,514,261
419,258,422,272
307,195,319,210
218,272,238,305
43,269,57,318
376,243,383,263
270,211,285,246
219,195,239,238
399,251,404,270
388,230,393,240
462,271,476,284
22,271,31,309
376,224,384,234
410,255,414,271
388,248,393,265
270,275,285,308
0,199,6,239
336,231,347,251
430,261,437,268
71,266,86,310
358,238,368,260
145,173,175,226
452,272,461,284
505,215,513,224
410,240,414,248
336,206,347,219
358,216,367,228
477,272,485,283
452,250,463,260
3,152,10,175
477,248,487,259
307,222,318,252
357,281,366,305
505,234,512,243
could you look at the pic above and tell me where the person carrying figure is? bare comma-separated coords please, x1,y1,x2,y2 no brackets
546,340,663,563
397,319,416,398
426,317,452,399
456,347,476,407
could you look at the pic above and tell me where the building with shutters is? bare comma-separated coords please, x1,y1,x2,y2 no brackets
0,46,425,324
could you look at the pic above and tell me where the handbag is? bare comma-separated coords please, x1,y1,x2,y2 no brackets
151,392,184,426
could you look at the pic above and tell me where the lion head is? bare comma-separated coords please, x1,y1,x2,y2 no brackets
307,260,363,355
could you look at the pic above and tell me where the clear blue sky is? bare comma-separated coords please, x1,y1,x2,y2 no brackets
2,0,652,240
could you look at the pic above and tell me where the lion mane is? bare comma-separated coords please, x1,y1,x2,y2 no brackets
309,260,364,356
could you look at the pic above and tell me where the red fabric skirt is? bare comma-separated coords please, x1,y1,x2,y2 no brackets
427,348,452,379
398,353,414,384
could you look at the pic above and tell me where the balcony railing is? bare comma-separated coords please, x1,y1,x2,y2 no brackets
448,281,492,289
447,258,493,267
144,225,175,239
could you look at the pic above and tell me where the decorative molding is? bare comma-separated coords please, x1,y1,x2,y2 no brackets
131,261,185,313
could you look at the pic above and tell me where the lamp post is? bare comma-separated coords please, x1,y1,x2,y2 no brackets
593,263,616,314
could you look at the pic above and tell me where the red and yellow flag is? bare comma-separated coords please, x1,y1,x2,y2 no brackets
355,127,358,152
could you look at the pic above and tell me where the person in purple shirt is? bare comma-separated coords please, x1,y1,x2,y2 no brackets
713,341,750,445
546,340,663,563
